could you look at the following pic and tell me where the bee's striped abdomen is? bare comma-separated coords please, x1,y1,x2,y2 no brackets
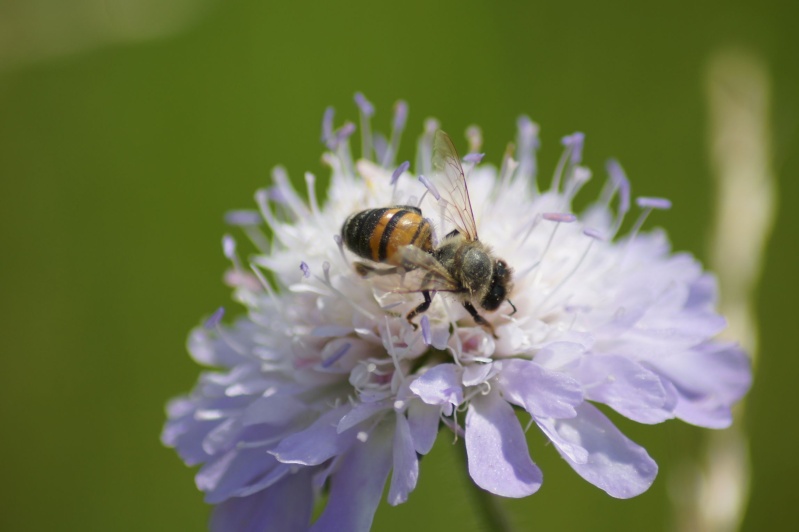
342,206,433,267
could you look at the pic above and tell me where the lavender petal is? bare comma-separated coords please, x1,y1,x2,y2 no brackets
210,469,313,532
409,363,462,414
497,359,583,419
388,412,420,505
407,400,440,455
270,407,355,466
337,399,392,434
240,395,309,426
647,342,751,428
537,403,658,499
199,447,278,504
465,391,543,498
310,421,394,532
575,355,677,424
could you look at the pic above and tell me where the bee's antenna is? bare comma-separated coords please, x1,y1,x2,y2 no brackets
507,299,518,315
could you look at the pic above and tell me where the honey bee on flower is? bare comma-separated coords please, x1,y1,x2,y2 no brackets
341,130,514,338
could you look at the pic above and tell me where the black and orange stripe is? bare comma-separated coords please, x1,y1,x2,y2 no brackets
342,206,433,266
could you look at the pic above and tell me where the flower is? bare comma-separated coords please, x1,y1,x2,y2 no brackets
162,95,752,531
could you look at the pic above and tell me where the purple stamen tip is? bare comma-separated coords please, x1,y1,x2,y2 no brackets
424,118,440,134
204,307,225,330
391,161,410,184
337,122,356,141
300,261,311,278
573,166,592,183
607,159,631,212
463,153,485,164
354,92,375,117
542,212,577,223
222,235,236,259
518,115,541,149
583,227,605,241
606,158,622,177
393,100,408,130
562,132,585,164
224,209,262,226
517,115,535,136
333,234,343,246
322,342,352,368
267,185,288,205
636,197,672,210
418,175,441,201
373,134,388,161
322,261,331,273
420,315,432,345
321,106,335,143
466,125,483,151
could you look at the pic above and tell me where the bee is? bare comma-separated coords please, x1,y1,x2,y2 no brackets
341,206,434,270
341,130,514,337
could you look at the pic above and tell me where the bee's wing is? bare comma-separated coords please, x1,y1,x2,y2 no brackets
395,245,462,293
429,130,479,241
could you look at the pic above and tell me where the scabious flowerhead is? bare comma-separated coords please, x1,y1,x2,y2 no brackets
162,95,752,531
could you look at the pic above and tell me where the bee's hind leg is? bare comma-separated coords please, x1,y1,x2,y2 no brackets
405,290,433,330
353,261,399,278
463,301,497,339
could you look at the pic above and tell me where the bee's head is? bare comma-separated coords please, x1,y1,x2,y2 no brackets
481,259,512,311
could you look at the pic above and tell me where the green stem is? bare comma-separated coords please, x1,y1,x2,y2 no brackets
456,441,516,532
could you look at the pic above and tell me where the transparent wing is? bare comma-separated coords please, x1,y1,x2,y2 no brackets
395,245,462,293
429,130,479,241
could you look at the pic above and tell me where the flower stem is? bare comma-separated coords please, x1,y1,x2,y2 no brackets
456,442,516,532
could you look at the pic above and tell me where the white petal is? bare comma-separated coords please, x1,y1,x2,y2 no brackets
533,341,586,370
462,363,494,386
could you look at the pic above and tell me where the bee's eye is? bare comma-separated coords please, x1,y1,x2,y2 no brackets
481,283,506,311
494,260,511,281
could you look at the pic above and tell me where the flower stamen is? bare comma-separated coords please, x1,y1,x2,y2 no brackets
621,196,673,263
521,213,577,283
416,118,440,177
535,230,598,314
321,342,352,369
516,116,540,187
381,100,408,168
354,92,375,161
204,307,225,330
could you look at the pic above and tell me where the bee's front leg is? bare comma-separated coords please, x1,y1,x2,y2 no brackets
463,301,497,339
405,290,433,330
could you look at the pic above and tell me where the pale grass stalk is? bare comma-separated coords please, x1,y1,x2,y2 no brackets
670,49,776,532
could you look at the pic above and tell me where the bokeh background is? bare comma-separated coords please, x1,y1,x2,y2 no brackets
1,0,796,530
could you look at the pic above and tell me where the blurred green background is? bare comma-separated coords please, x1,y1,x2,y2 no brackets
1,0,796,530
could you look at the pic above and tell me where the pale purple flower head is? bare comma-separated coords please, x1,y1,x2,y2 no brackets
162,97,751,531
